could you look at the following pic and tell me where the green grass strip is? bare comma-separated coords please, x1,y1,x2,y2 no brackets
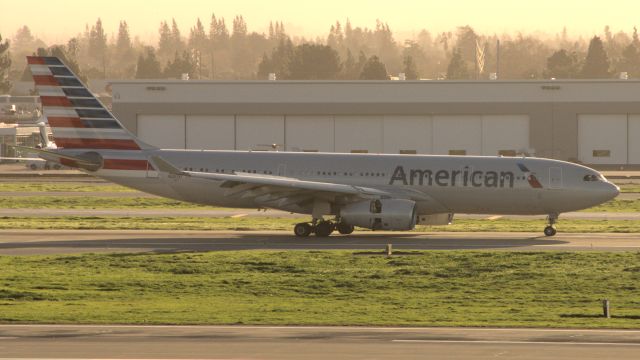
0,182,134,192
0,197,207,209
1,251,639,328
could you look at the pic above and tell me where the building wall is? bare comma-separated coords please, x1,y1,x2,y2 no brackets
111,80,640,165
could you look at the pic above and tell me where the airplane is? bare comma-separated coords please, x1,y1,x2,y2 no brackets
20,56,620,237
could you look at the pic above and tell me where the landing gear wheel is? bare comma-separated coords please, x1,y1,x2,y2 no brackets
294,223,313,237
544,226,557,237
336,222,354,235
315,221,334,237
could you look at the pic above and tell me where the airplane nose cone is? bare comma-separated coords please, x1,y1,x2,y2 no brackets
603,182,620,201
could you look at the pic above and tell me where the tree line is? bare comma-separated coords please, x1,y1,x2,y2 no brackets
1,17,640,93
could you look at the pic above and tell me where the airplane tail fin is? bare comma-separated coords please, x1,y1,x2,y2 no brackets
27,56,155,151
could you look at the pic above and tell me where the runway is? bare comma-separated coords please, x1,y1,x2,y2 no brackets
2,325,640,359
1,230,639,255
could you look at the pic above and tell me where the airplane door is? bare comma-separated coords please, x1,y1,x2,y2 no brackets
549,167,562,189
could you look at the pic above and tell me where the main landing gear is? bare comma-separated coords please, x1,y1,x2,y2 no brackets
293,219,354,237
544,214,558,237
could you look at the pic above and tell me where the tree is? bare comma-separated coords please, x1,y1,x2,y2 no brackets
403,41,427,78
135,47,162,79
188,18,208,78
359,55,387,80
113,21,135,77
455,25,478,65
157,21,173,60
544,49,579,79
403,55,419,80
163,51,195,78
446,48,470,79
88,18,108,76
256,38,293,79
341,49,367,79
581,36,610,78
499,34,551,79
171,19,185,54
327,21,345,54
618,28,640,78
0,33,11,93
10,25,46,80
230,16,251,77
373,20,399,73
285,44,341,80
115,21,134,60
209,14,231,78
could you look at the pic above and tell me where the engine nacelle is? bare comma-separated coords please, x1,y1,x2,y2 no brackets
340,199,417,231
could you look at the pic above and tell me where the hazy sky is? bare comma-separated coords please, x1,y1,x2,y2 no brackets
1,0,639,44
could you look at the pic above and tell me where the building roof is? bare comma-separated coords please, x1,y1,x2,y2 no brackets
110,79,640,105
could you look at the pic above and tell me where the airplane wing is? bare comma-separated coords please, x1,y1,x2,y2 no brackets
151,156,392,208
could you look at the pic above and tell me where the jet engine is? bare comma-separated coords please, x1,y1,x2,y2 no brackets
339,199,417,231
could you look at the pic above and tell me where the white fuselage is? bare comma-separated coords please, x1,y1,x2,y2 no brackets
84,149,619,217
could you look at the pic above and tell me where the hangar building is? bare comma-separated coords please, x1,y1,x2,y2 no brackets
110,80,640,167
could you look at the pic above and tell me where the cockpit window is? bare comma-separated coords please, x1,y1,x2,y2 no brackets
583,174,603,182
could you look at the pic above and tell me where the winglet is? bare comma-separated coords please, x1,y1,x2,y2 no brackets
150,156,187,176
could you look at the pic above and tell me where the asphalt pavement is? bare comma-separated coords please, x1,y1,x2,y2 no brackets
2,325,640,359
0,230,639,255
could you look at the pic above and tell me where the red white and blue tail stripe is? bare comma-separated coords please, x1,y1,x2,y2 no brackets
28,56,153,151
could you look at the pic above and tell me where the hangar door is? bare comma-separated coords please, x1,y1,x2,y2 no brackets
482,115,529,156
334,116,383,153
186,115,235,150
628,115,640,164
578,115,627,164
137,115,185,149
382,115,432,154
432,115,529,156
432,115,482,155
236,116,284,151
285,116,334,152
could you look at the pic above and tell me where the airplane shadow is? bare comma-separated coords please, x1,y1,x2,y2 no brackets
0,233,568,255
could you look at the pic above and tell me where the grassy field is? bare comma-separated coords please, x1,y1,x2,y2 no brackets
618,183,640,193
0,196,209,209
1,216,640,232
584,199,640,212
0,182,134,192
1,250,639,328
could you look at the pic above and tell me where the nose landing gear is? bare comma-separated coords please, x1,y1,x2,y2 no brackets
544,214,558,237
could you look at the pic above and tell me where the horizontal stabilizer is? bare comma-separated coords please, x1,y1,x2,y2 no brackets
0,157,45,162
12,146,102,171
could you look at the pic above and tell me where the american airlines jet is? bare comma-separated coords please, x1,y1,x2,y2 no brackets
22,56,619,237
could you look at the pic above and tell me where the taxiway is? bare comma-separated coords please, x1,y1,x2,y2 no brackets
0,230,639,255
